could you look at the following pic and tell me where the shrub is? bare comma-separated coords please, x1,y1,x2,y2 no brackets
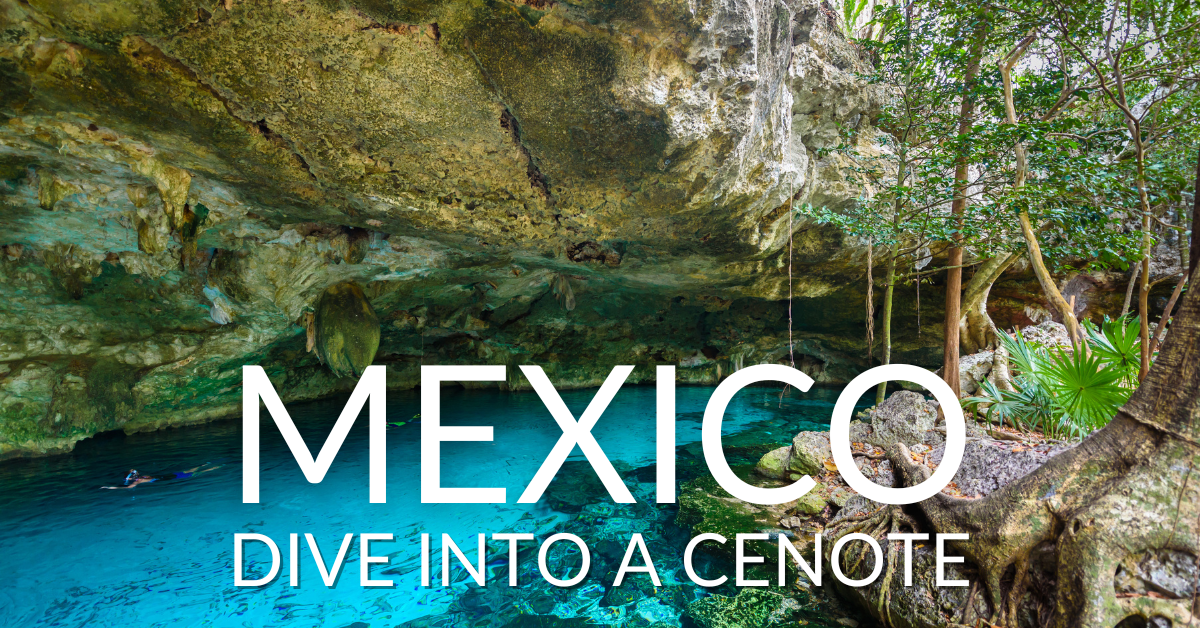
963,317,1141,440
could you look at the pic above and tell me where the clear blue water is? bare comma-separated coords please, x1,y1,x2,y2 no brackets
0,384,863,628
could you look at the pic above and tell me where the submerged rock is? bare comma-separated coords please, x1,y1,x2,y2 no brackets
683,590,806,628
313,282,380,378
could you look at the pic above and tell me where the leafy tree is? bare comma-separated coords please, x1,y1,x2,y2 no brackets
1029,0,1200,372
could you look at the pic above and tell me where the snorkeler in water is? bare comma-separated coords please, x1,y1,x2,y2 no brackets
102,463,221,489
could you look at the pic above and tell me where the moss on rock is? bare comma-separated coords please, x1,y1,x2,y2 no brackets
314,282,381,378
683,589,805,628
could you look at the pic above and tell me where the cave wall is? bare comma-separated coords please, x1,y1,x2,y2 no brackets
0,0,1120,459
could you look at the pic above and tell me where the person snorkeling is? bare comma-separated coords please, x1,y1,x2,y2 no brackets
102,463,221,489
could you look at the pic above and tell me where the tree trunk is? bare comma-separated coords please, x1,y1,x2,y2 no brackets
960,251,1022,354
880,262,1200,627
1017,208,1081,344
877,153,907,404
1135,148,1153,378
998,38,1081,347
876,250,897,404
942,26,987,398
1191,148,1200,278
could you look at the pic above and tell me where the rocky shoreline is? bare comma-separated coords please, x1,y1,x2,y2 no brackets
675,388,1078,628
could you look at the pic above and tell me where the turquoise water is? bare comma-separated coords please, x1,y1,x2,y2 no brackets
0,384,861,628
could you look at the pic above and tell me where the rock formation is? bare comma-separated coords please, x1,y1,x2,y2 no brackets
0,0,1134,458
0,0,890,456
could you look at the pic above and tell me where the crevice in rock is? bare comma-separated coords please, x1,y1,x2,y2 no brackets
253,118,314,177
462,37,554,205
500,108,552,202
360,21,440,44
121,36,318,182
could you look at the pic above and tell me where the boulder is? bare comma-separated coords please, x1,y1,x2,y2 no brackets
866,391,938,449
755,446,792,480
957,350,994,397
930,439,1073,498
1021,320,1072,348
788,431,833,476
848,419,873,444
793,485,827,515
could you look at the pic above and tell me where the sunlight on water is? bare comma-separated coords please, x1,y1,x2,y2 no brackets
0,384,862,628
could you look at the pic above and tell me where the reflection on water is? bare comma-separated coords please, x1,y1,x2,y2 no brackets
0,383,863,627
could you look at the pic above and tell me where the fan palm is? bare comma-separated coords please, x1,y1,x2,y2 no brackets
963,318,1140,440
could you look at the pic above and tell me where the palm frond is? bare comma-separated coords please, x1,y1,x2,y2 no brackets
1082,315,1141,386
1040,348,1130,433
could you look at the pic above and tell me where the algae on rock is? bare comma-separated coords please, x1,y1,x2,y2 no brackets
313,282,380,378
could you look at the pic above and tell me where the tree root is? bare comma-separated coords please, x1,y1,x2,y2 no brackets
857,277,1200,628
825,504,923,628
884,417,1200,628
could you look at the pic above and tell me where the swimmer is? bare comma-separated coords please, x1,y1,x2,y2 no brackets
102,463,220,489
388,413,421,428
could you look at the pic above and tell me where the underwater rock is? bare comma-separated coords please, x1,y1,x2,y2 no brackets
313,282,380,378
683,589,806,628
498,617,599,628
677,474,793,562
542,461,609,513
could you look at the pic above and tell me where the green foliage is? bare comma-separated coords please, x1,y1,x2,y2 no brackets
819,0,1199,282
842,0,872,38
1081,316,1142,385
964,319,1142,439
1040,348,1129,432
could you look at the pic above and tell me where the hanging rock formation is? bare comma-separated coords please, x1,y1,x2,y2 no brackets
312,282,381,378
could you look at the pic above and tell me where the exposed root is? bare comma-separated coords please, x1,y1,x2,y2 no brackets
884,422,1200,628
825,504,923,628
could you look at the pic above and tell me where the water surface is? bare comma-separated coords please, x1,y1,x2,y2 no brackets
0,383,863,627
